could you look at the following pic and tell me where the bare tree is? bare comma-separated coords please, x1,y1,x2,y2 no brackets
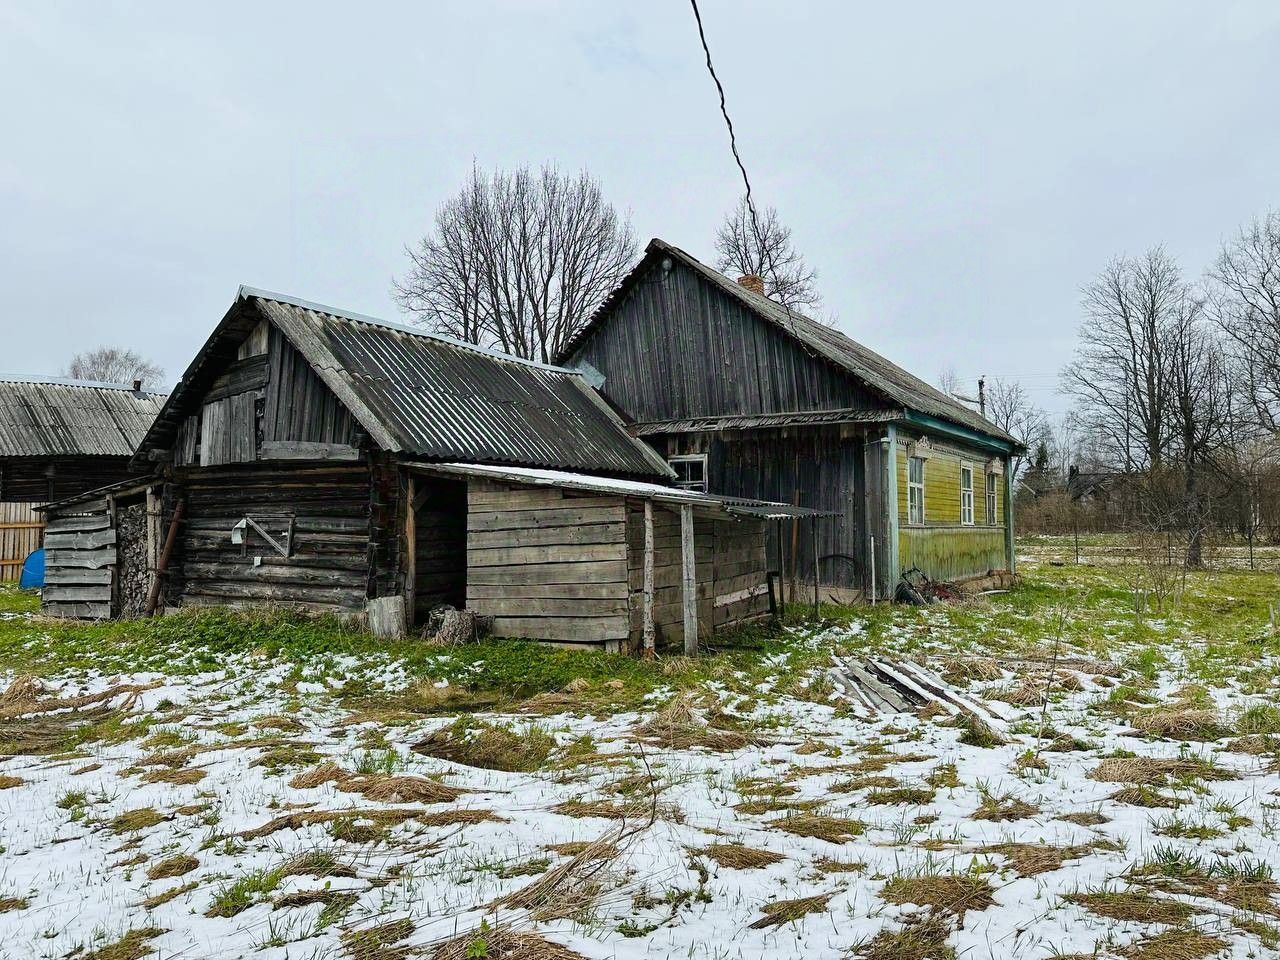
1207,210,1280,431
393,164,637,364
937,366,962,398
985,378,1049,480
1061,248,1188,471
714,197,822,313
65,348,163,388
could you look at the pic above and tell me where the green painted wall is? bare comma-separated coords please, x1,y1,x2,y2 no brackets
892,435,1011,581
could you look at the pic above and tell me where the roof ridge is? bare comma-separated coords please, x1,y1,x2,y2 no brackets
237,285,583,376
0,375,167,394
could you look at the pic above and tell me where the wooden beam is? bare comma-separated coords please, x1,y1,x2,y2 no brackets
404,473,416,627
680,503,697,656
884,425,900,594
642,499,655,659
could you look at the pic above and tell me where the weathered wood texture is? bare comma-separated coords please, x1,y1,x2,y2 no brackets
40,498,115,617
0,500,42,582
0,456,142,503
405,473,466,622
655,427,868,590
898,527,1007,583
465,481,630,645
173,463,371,612
625,502,769,652
174,321,358,468
570,258,881,421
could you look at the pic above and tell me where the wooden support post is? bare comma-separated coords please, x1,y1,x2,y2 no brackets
144,499,185,617
811,515,820,621
404,474,416,627
1003,455,1016,575
642,499,655,659
680,503,697,656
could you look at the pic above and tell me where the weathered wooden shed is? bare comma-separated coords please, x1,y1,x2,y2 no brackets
558,239,1025,600
39,287,796,651
0,378,165,581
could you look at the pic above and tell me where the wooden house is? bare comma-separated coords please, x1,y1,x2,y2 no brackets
39,287,799,651
0,378,165,581
557,239,1023,600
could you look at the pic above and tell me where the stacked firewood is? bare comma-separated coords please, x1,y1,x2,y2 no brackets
116,502,150,618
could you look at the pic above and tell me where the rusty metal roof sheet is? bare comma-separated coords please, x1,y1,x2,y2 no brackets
0,378,167,459
139,288,673,478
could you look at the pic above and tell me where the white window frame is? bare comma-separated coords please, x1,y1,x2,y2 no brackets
960,464,975,525
907,456,925,525
985,472,997,524
668,454,708,493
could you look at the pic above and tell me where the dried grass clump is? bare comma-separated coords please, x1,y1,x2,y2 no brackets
1,678,162,720
813,857,867,874
693,843,785,869
493,827,625,922
1064,890,1192,925
1090,756,1234,785
632,696,760,752
1058,811,1110,826
140,881,199,910
770,812,866,844
943,656,1003,683
973,792,1040,822
341,917,415,960
831,775,900,793
109,807,166,834
431,926,588,960
1110,786,1179,808
544,840,618,860
140,767,205,785
1118,928,1229,960
881,871,995,920
979,842,1094,877
0,675,43,711
273,889,359,912
290,761,464,805
237,807,445,840
81,926,167,960
850,911,955,960
554,798,678,823
0,774,24,789
412,718,555,773
146,854,199,880
0,896,30,914
749,893,831,929
953,714,1007,748
867,786,935,806
1130,707,1229,742
289,762,348,789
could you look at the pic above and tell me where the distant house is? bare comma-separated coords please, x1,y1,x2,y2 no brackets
0,378,165,581
40,288,801,651
558,239,1023,599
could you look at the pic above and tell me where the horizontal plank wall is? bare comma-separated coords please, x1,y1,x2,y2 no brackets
625,504,769,651
41,498,115,618
466,481,630,647
1,456,142,503
894,434,1008,581
175,462,371,613
0,501,43,583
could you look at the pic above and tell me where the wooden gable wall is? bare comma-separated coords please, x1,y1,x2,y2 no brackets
173,320,358,467
569,259,882,422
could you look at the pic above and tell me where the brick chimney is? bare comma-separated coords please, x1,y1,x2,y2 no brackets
736,274,765,296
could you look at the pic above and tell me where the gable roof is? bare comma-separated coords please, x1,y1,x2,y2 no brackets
0,378,167,459
561,238,1019,448
138,287,673,478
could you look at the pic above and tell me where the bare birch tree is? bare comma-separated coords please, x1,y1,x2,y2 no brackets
985,377,1049,480
65,348,163,388
714,197,822,313
393,164,637,363
1208,210,1280,431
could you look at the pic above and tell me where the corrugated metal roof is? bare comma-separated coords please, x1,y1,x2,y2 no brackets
0,379,167,459
139,289,673,478
562,239,1020,448
412,462,824,517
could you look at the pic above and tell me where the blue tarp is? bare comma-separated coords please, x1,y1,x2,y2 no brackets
18,548,44,590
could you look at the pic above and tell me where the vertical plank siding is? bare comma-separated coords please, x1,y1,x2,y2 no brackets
0,501,43,582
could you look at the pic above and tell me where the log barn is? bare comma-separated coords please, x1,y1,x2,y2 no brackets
39,287,801,651
558,239,1024,600
0,378,165,582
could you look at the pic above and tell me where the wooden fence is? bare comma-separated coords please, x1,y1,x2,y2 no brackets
0,501,43,583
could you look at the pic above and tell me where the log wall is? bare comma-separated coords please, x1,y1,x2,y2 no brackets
465,481,630,647
174,462,371,613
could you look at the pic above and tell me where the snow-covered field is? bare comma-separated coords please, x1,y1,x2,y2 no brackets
2,563,1280,960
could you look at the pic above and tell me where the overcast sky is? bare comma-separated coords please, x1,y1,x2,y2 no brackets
2,1,1277,417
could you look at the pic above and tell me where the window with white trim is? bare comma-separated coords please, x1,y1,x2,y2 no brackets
907,456,925,525
960,464,974,525
986,472,997,524
668,454,708,492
